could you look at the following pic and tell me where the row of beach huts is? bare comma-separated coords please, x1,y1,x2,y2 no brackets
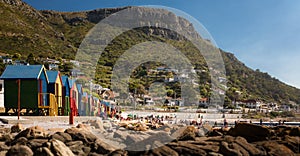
0,65,118,117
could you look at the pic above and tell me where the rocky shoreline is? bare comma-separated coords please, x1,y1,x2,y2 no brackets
0,120,299,156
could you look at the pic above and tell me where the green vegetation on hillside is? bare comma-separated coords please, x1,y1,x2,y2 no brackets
0,0,300,105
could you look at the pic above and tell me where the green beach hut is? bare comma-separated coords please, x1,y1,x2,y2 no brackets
0,65,50,115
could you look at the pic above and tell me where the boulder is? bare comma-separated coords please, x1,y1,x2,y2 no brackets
15,126,48,139
91,139,116,154
66,141,85,155
196,128,206,137
171,126,196,141
282,136,300,153
0,133,13,143
256,141,294,156
49,139,74,156
0,127,11,134
11,123,23,133
148,143,179,156
134,123,149,131
64,127,97,145
35,147,55,156
50,132,72,143
113,130,128,141
126,132,173,152
219,141,242,156
28,139,48,150
89,120,105,131
0,141,9,151
228,123,271,142
76,124,91,131
234,136,264,155
168,142,207,156
289,127,300,136
108,149,128,156
11,137,28,146
7,145,33,156
207,129,223,137
125,134,144,144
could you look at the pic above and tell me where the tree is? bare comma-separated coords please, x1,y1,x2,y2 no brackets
26,53,36,65
12,53,21,60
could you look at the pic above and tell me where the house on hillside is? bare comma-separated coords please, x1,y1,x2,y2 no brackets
0,65,50,114
100,89,115,100
47,71,63,115
244,99,261,109
1,56,12,64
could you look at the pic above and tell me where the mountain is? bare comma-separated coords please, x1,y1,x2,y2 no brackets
1,0,300,105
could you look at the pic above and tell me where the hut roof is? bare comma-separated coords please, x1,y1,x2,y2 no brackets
46,71,60,83
68,78,76,89
61,76,69,87
0,65,48,82
77,84,83,94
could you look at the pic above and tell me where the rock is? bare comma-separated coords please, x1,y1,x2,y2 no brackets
7,145,33,156
125,134,144,144
103,121,113,130
202,123,213,133
11,137,28,146
0,133,13,143
134,123,148,131
219,141,242,156
76,124,91,131
49,139,74,156
234,136,264,155
92,139,116,154
0,141,9,151
289,127,300,136
15,126,48,139
66,141,85,155
171,126,196,141
168,142,207,156
113,130,129,141
196,128,205,137
282,136,300,153
126,132,173,152
228,123,271,142
11,123,23,133
89,120,105,131
207,129,223,137
0,151,7,156
0,127,11,134
35,147,55,156
65,127,97,145
108,149,128,156
256,141,294,156
208,152,223,156
28,139,48,150
149,143,179,156
50,132,72,143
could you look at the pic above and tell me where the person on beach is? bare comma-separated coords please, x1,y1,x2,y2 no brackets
260,119,263,125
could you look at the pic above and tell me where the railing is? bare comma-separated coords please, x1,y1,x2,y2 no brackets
38,93,58,116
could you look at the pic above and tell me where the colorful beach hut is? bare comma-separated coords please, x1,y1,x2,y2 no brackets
0,65,54,115
68,78,78,116
81,92,89,116
46,71,63,115
76,84,83,116
61,76,70,116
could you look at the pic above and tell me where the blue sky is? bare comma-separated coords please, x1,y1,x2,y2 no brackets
24,0,300,88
